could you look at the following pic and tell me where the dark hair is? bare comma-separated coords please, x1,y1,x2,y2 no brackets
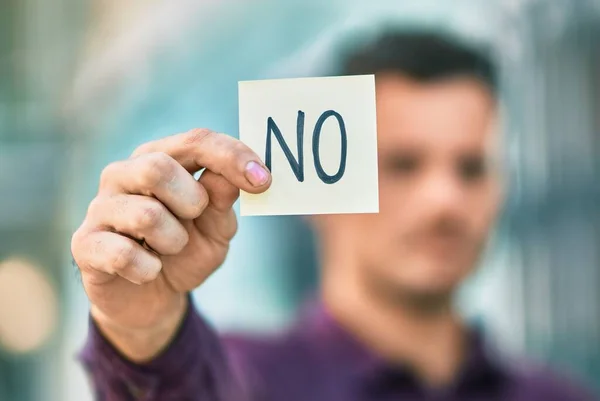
339,30,498,95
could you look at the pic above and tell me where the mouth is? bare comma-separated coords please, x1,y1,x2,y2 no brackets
413,236,468,256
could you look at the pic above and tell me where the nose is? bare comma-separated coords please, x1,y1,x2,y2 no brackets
418,169,466,217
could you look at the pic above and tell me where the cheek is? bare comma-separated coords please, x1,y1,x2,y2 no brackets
345,183,414,256
340,198,404,252
378,177,417,225
469,186,502,232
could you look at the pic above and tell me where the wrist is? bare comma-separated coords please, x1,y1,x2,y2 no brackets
91,293,188,362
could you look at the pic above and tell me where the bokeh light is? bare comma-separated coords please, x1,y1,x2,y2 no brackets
0,257,58,354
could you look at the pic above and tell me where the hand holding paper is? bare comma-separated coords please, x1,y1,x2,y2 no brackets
239,75,379,216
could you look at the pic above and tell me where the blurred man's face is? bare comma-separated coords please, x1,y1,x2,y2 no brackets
320,73,502,304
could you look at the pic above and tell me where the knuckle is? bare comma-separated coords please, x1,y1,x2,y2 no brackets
211,134,242,171
230,140,249,161
183,128,212,146
86,195,107,218
172,229,190,253
190,188,209,216
131,142,154,157
99,161,123,188
111,241,137,271
134,203,164,229
139,264,161,284
70,228,87,265
232,138,249,155
217,132,237,150
139,152,173,188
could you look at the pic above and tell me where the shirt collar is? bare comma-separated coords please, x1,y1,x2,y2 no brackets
293,297,512,393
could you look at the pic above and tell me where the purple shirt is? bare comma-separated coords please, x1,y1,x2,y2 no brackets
80,296,597,401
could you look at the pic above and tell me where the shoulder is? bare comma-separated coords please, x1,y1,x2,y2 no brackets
504,357,598,401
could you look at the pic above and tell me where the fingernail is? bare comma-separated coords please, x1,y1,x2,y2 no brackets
245,161,269,186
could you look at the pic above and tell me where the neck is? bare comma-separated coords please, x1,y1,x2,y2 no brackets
321,259,467,387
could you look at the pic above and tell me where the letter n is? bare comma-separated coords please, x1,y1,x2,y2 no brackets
265,111,305,182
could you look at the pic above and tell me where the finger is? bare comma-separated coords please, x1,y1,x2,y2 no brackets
100,152,209,220
199,169,239,212
132,128,271,194
87,194,189,256
74,230,162,285
194,170,239,243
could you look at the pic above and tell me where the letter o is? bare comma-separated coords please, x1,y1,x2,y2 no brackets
312,110,347,184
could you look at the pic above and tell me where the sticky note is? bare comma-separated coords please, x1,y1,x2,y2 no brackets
239,75,379,216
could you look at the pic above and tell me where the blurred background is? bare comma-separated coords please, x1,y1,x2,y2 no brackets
0,0,599,400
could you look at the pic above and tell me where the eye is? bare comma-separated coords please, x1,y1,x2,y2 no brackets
458,155,487,182
385,154,420,176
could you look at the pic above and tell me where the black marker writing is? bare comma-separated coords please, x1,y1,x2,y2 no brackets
312,110,347,184
265,110,347,185
265,111,305,182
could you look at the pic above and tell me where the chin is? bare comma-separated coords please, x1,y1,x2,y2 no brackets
382,279,457,310
399,281,457,299
385,261,466,298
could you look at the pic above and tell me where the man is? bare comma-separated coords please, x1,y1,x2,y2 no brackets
71,31,596,400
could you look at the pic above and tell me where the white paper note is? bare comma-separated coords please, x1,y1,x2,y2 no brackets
239,75,379,216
